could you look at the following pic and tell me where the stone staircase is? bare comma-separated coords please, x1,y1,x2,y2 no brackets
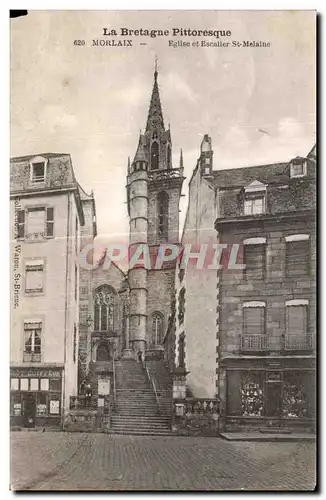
109,359,172,436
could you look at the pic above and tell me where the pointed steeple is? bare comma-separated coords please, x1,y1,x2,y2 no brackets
132,137,147,165
179,149,184,169
145,63,165,133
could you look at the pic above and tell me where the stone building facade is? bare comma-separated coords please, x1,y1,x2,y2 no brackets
168,142,316,433
10,153,84,428
216,145,316,432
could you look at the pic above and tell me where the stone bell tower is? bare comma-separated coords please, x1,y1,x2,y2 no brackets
126,66,184,353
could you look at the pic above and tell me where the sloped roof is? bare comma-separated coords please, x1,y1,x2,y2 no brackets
206,162,289,189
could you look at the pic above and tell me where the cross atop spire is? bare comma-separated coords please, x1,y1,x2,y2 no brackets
145,61,164,133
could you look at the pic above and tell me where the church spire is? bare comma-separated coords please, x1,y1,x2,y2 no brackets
145,61,165,133
179,148,184,169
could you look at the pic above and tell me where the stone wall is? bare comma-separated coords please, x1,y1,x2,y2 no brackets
171,398,219,437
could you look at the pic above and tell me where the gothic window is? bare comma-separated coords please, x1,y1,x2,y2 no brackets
151,141,159,170
167,144,171,169
157,191,169,239
93,285,115,331
151,312,163,345
152,131,158,140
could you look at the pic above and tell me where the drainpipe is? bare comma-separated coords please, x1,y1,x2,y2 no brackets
62,192,70,429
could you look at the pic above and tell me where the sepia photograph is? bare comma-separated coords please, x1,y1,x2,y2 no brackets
9,9,316,491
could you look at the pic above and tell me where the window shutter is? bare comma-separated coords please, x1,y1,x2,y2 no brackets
286,240,309,276
244,245,265,278
244,308,265,335
17,210,25,238
46,207,54,237
287,306,307,338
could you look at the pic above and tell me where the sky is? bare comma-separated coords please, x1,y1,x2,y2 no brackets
10,10,316,246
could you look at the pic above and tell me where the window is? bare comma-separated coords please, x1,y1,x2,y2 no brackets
20,378,29,391
151,312,163,345
11,378,19,391
243,302,266,336
286,300,310,350
22,207,54,239
40,378,49,391
290,160,307,178
285,235,310,276
151,141,159,170
25,259,44,293
167,144,171,169
243,238,266,279
30,161,46,183
157,191,169,239
244,196,265,215
94,285,115,331
49,378,61,392
24,321,42,361
30,378,39,391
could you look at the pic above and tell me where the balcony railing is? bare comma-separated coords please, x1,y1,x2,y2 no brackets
148,166,184,181
23,352,41,362
284,335,314,351
241,334,270,351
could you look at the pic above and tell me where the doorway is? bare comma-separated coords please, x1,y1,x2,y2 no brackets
96,343,110,362
265,381,282,417
23,394,36,428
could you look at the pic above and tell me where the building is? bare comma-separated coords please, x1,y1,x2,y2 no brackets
170,140,316,433
126,67,184,357
216,145,316,432
10,153,86,428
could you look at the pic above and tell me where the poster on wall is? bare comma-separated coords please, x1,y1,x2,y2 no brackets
49,400,60,415
98,378,110,396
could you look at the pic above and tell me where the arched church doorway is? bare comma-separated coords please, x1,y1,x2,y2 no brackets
96,343,111,362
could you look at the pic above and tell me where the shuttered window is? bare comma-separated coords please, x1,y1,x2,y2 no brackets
244,244,265,279
286,305,308,348
244,307,265,336
46,208,54,237
286,240,310,276
17,210,25,238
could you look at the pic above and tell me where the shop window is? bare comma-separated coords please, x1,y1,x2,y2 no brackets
241,372,264,417
40,378,49,391
20,378,29,391
30,378,39,391
36,393,47,416
11,378,19,391
11,394,22,416
283,372,310,418
49,379,61,392
25,259,44,294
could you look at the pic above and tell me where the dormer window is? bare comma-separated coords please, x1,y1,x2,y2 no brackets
30,156,48,184
290,159,307,178
243,180,267,216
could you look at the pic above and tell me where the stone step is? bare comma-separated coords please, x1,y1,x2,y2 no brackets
110,424,171,432
107,429,172,436
111,416,170,423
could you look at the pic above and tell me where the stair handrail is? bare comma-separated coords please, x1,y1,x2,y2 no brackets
144,363,160,415
112,352,117,409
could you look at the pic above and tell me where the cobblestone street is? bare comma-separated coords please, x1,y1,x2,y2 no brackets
10,432,316,491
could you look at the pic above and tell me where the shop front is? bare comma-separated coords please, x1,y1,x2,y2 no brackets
221,358,316,433
10,366,63,429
